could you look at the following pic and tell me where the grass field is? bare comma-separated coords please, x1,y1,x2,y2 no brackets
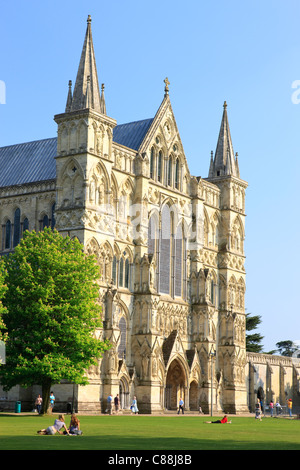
0,413,299,451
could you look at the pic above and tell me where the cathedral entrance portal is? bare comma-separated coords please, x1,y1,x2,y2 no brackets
119,377,129,410
165,359,187,410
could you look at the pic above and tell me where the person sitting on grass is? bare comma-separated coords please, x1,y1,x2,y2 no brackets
66,413,82,435
37,414,70,435
205,415,231,424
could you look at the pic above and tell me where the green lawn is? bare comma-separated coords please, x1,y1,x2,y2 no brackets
0,413,299,451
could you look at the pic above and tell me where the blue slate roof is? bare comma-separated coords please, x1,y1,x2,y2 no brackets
113,118,154,151
0,137,57,188
0,118,153,188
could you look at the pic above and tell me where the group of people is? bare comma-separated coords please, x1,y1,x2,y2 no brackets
37,414,82,436
34,392,55,414
255,398,293,420
106,394,139,415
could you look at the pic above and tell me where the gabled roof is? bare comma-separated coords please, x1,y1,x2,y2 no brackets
113,118,154,151
0,137,57,188
0,118,154,188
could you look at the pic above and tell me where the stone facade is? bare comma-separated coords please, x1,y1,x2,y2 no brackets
0,17,299,415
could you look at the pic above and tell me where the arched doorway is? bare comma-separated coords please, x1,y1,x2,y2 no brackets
119,377,129,410
165,358,187,410
189,381,198,411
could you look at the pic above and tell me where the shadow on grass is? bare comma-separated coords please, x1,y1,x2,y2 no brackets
0,434,300,451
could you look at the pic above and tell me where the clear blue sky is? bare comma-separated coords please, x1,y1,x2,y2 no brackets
1,0,300,352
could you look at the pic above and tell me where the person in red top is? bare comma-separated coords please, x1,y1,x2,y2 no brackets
205,415,232,424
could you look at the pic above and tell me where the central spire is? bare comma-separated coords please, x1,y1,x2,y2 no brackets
69,15,105,114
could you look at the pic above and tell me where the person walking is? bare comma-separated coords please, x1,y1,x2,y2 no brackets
49,392,55,413
114,394,120,414
177,397,184,414
35,394,42,414
255,399,262,421
106,394,113,415
131,396,139,414
269,400,274,417
287,398,293,417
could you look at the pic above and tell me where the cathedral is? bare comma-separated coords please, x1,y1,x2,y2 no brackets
0,17,299,415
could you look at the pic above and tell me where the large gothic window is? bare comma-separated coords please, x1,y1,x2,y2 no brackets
174,222,187,299
175,224,183,297
159,205,171,294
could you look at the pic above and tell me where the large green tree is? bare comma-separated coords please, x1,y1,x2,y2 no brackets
246,312,264,353
0,228,110,414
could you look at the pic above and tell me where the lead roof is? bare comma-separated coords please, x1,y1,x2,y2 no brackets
0,118,153,188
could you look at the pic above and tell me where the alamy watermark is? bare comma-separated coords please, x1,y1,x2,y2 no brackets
0,80,6,104
291,80,300,104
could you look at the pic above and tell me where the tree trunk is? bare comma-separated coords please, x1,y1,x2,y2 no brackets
41,380,52,415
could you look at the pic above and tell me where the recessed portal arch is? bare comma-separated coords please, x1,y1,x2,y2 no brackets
165,358,187,410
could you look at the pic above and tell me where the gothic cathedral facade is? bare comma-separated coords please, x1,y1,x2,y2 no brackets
0,17,249,413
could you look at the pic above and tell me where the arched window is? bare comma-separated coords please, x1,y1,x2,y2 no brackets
168,157,172,186
125,258,130,288
5,220,11,250
175,224,183,297
23,218,29,233
119,257,124,287
13,208,21,248
42,214,49,229
150,147,154,179
157,151,163,182
118,317,127,359
148,214,159,256
112,256,117,285
175,158,180,189
159,205,171,294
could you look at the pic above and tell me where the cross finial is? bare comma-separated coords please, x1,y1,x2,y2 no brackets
164,77,170,95
223,100,227,109
87,15,92,24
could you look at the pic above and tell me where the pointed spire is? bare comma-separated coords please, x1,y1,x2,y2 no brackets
209,101,239,178
208,150,214,178
100,83,106,115
235,152,240,177
70,15,102,113
65,80,73,112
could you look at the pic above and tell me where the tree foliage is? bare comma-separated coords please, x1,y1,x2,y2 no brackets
0,228,110,413
246,312,264,353
275,340,298,357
